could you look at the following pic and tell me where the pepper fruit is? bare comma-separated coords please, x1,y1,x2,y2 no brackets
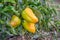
22,7,38,23
22,21,36,33
10,15,21,28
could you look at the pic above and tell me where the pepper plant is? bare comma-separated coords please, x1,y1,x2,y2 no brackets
0,0,60,40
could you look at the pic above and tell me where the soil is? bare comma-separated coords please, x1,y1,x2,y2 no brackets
5,35,52,40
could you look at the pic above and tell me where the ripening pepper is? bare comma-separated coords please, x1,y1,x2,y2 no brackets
22,7,38,23
10,15,21,28
22,21,36,33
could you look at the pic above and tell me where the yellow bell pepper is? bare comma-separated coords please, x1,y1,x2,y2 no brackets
10,15,21,28
22,21,36,33
22,7,38,23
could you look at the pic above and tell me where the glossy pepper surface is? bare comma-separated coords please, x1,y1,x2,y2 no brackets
22,21,36,33
22,7,38,23
10,15,21,28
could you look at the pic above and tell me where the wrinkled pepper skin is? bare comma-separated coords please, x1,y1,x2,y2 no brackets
22,21,36,33
22,7,38,23
10,15,21,28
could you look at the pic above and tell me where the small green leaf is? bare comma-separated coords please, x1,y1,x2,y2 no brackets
4,0,16,4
